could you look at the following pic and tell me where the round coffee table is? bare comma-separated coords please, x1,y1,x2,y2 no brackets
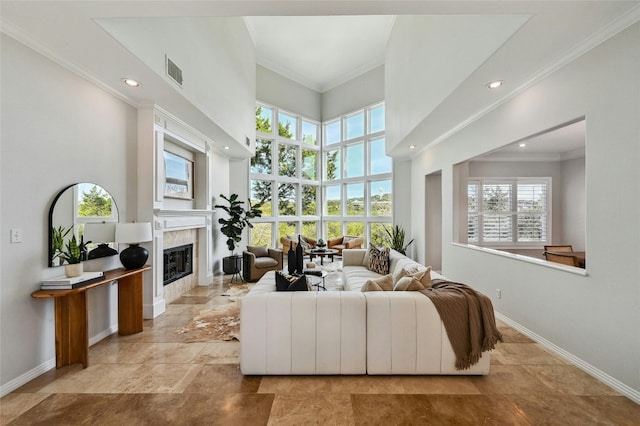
303,270,329,291
308,248,339,265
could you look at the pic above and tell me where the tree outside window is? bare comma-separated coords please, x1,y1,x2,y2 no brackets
325,149,341,180
278,221,297,241
251,139,272,174
278,183,297,216
278,144,296,177
302,221,318,239
278,112,297,139
326,221,342,239
302,185,317,216
250,180,272,216
250,223,272,246
256,105,272,133
370,223,392,246
346,222,364,237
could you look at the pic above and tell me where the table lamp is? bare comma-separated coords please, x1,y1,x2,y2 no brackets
83,222,118,259
115,222,152,269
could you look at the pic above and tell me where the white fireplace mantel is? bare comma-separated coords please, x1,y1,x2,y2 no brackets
154,209,214,231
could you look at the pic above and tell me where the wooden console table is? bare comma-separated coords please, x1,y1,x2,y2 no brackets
32,265,150,369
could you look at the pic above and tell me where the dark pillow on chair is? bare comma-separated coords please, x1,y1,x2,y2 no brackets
275,271,309,291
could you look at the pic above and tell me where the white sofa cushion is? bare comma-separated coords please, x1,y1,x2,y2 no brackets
240,272,367,375
365,292,490,375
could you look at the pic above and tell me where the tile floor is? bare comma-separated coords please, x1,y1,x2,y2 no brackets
2,273,639,425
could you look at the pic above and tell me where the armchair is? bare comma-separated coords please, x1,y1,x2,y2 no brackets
280,235,317,255
327,235,364,255
243,246,283,282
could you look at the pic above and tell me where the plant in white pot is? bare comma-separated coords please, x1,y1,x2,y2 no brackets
58,235,83,277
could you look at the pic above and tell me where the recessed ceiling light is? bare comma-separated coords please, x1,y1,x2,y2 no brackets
519,143,527,148
409,145,416,149
223,146,230,150
486,80,503,89
122,78,141,87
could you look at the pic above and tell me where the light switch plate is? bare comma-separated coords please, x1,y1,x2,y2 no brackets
10,228,23,243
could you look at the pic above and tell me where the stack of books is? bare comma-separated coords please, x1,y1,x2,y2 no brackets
41,271,104,290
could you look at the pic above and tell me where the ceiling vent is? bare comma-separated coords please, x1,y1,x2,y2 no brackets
165,56,183,87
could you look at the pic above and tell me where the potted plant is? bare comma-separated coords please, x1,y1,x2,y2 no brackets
58,234,83,277
215,193,264,274
384,225,414,256
51,225,71,266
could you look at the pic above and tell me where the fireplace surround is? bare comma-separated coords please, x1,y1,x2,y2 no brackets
163,243,193,286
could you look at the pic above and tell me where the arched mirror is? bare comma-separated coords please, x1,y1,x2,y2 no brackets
48,183,119,267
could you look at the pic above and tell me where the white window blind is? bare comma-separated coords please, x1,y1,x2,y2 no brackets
468,178,551,246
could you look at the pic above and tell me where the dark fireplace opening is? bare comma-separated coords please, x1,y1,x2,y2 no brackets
163,244,193,286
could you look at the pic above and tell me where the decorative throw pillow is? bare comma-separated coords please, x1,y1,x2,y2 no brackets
413,266,432,289
275,271,309,292
393,276,425,291
299,236,312,250
343,236,354,243
367,244,390,275
247,245,269,258
361,274,394,292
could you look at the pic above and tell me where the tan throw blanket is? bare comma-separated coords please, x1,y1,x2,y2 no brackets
420,279,502,370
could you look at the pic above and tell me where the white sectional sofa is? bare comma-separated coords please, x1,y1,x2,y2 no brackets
240,248,491,375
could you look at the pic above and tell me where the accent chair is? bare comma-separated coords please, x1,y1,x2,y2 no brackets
243,246,283,282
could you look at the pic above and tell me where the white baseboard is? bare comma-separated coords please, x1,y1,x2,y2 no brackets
89,324,118,346
496,312,640,404
0,358,56,398
143,298,165,319
1,324,120,398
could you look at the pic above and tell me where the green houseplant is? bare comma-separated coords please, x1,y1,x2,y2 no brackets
384,225,414,256
58,234,84,277
51,225,71,266
215,193,264,254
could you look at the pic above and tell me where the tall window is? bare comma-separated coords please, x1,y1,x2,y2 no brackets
468,178,551,246
251,102,389,248
321,102,391,245
251,104,320,246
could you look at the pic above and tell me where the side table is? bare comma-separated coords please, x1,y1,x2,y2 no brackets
223,255,244,283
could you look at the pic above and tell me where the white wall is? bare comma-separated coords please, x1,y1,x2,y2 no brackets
560,157,586,250
0,35,137,389
257,66,322,121
97,17,256,151
322,65,384,120
406,23,640,395
210,151,231,274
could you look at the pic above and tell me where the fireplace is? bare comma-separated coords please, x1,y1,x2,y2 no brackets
163,244,193,286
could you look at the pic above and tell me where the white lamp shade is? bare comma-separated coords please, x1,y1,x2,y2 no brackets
83,223,116,243
115,222,152,244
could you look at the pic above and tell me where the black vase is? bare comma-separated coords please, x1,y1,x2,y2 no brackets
287,245,296,275
296,235,304,274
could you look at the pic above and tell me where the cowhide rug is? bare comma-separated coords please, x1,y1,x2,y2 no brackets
175,284,251,343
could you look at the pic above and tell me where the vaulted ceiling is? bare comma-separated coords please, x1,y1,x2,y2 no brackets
1,1,638,157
